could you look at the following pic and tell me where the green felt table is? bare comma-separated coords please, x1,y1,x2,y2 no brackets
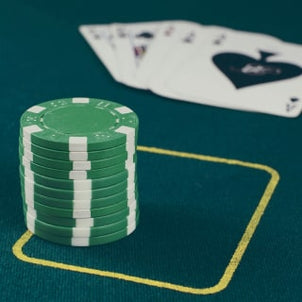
1,0,301,301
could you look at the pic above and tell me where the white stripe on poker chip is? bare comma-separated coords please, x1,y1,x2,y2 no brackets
72,209,93,218
69,152,88,161
26,209,36,220
25,212,36,231
71,237,89,246
69,137,88,152
72,161,91,171
26,210,35,233
75,218,94,228
24,183,36,206
69,170,87,180
23,177,36,186
27,105,46,114
115,126,137,212
128,169,135,183
115,106,133,114
128,199,137,212
68,137,91,219
72,227,90,238
73,179,91,191
72,97,90,104
23,167,34,180
115,127,135,161
72,200,93,210
23,148,33,161
22,186,35,196
22,125,43,141
21,126,37,215
21,126,37,209
25,205,37,218
127,220,136,235
127,198,136,209
127,210,136,224
115,126,135,157
22,156,31,169
26,219,36,234
22,138,31,148
74,190,92,200
23,171,35,211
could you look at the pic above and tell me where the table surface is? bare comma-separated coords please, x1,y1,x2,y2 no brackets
1,0,301,301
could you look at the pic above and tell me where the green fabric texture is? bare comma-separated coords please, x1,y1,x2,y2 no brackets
0,0,301,301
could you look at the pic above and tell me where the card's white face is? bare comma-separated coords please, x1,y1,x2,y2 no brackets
148,25,233,98
79,21,302,117
135,20,203,85
79,25,121,81
112,22,161,88
165,30,302,117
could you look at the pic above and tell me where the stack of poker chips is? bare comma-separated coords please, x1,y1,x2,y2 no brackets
19,97,139,246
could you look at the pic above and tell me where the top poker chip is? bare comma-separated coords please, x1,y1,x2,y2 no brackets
20,97,139,151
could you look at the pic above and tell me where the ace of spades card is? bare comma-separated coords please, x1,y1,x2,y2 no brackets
165,30,302,117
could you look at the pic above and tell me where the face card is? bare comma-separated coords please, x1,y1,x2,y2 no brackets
112,21,161,88
163,30,302,117
79,24,121,81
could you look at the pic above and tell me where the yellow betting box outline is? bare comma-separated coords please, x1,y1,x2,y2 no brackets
12,146,280,295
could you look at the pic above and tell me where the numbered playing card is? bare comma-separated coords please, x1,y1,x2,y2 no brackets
112,21,161,88
79,24,121,81
164,30,302,117
135,20,199,87
79,21,302,117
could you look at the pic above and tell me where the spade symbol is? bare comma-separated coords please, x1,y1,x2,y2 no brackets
213,51,302,89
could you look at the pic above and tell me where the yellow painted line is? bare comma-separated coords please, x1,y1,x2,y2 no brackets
12,146,280,295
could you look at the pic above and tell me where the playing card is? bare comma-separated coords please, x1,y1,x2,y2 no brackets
111,21,162,88
162,30,302,117
148,25,235,99
79,24,121,81
135,20,200,87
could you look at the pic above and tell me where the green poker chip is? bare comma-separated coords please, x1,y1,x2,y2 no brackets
19,165,129,190
26,217,138,246
23,205,136,227
20,98,139,151
19,145,128,170
22,197,138,218
19,137,129,161
24,209,139,237
20,177,129,200
20,160,134,179
20,182,138,209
